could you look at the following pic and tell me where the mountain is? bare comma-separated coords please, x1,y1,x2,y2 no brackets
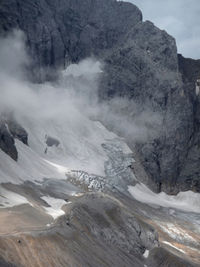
1,0,200,193
0,0,200,266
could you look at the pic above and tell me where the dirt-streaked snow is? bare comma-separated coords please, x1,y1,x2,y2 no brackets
128,183,200,213
143,249,149,258
162,241,186,254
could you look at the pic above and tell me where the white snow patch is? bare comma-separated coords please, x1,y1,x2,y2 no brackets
143,250,149,258
71,192,84,197
159,223,197,243
0,117,118,185
162,241,186,254
0,140,67,185
17,115,116,179
128,183,200,213
0,186,30,208
41,196,68,219
44,160,69,174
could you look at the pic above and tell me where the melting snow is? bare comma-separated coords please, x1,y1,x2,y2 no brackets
162,241,185,254
0,186,30,208
128,183,200,213
41,196,69,219
143,250,149,258
159,223,197,243
0,119,118,185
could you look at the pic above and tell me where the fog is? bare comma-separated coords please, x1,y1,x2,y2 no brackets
0,30,162,146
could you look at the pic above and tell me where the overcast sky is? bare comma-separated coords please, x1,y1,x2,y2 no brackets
127,0,200,59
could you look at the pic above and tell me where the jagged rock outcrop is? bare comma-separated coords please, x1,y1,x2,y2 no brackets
0,0,142,79
0,122,18,161
0,257,16,267
0,118,28,161
176,56,200,192
7,120,28,145
0,0,200,193
45,136,60,147
178,54,200,83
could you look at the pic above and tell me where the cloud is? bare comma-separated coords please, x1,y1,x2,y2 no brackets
95,97,162,143
0,31,101,121
0,30,29,78
124,0,200,59
0,30,162,146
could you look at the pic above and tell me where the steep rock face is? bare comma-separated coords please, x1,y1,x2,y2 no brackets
100,20,196,193
176,55,200,192
0,0,142,79
0,0,200,193
7,120,28,146
0,118,28,161
0,122,18,161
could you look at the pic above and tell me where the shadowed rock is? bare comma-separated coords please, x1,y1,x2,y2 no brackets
0,118,28,160
46,136,60,147
7,120,28,145
0,122,18,161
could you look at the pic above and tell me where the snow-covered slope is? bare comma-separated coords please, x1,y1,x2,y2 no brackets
0,115,129,184
0,56,122,184
0,54,136,220
0,115,135,222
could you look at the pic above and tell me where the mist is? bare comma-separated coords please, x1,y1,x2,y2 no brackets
0,30,162,147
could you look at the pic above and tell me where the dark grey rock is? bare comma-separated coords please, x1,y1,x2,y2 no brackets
0,116,28,160
178,54,200,83
99,20,197,194
0,121,18,161
45,135,60,147
0,257,17,267
7,120,28,145
0,0,142,80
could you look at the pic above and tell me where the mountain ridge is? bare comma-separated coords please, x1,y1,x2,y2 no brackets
0,0,200,193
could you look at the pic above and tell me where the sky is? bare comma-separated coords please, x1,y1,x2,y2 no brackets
127,0,200,59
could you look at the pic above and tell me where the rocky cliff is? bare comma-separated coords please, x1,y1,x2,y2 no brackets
0,0,200,193
0,115,28,161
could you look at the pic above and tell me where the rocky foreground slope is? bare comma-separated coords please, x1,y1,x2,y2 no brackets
0,0,200,193
0,186,198,267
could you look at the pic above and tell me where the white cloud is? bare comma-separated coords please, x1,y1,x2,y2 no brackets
0,31,162,145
